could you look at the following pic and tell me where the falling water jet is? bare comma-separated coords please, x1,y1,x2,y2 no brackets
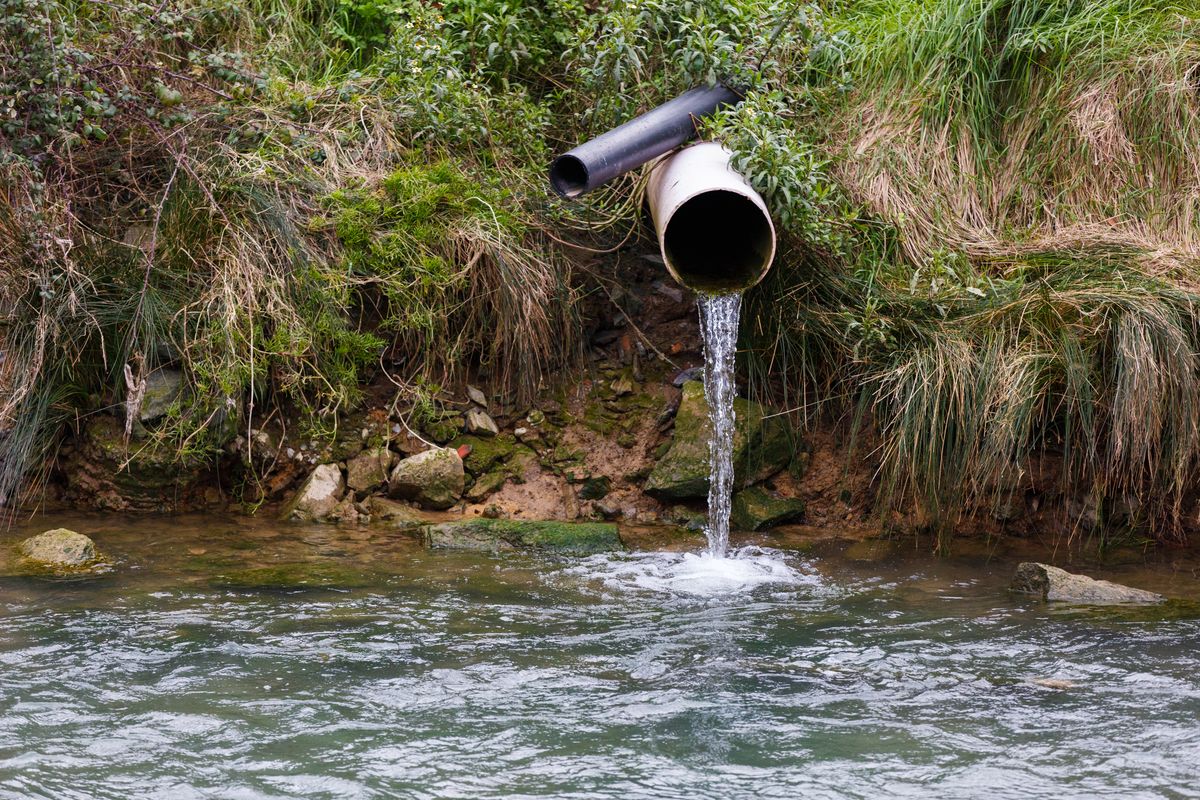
697,293,742,556
549,126,776,559
646,143,776,557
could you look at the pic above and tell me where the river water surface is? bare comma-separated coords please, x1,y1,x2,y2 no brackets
2,516,1199,799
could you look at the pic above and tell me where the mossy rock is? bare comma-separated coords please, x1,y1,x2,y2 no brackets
465,469,508,502
422,519,622,555
505,446,538,483
19,528,96,566
425,413,465,444
66,415,214,508
731,487,805,531
645,382,796,500
211,562,373,592
3,528,114,581
450,433,517,475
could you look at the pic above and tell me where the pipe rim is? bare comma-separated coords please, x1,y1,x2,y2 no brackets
549,155,589,198
659,189,775,293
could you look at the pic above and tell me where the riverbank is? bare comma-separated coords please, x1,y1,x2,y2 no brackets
4,0,1200,553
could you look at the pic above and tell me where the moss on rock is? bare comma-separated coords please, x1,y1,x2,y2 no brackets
645,382,796,500
423,519,622,554
450,433,517,475
731,487,805,531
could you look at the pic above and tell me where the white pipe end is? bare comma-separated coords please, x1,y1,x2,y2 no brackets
647,142,776,293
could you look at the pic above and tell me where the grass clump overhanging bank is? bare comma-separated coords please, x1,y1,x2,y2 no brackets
736,0,1200,547
3,0,1200,549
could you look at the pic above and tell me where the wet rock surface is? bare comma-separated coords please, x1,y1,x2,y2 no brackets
365,497,425,529
423,519,622,554
1011,562,1164,604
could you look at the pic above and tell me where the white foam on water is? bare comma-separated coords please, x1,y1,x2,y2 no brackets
558,546,820,598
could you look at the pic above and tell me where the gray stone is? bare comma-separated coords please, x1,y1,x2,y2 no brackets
285,463,345,522
18,529,96,566
466,384,488,409
465,408,499,437
731,487,805,531
388,447,464,510
1010,562,1164,604
645,381,796,500
423,519,622,554
140,368,184,422
345,447,391,493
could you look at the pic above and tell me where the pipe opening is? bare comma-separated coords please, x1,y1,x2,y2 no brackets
549,155,589,198
662,190,774,292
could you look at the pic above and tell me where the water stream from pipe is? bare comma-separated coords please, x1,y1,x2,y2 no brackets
698,291,742,558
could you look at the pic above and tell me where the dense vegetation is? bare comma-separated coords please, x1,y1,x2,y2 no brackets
2,0,1198,545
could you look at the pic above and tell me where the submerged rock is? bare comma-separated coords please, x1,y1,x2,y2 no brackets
645,381,795,500
18,529,97,567
388,447,464,510
423,519,622,554
730,487,805,531
285,463,345,522
1010,562,1164,604
345,447,392,493
211,562,372,592
366,496,425,529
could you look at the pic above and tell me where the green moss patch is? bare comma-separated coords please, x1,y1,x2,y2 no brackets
423,519,622,555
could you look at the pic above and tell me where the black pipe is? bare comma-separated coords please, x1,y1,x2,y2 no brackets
549,82,742,198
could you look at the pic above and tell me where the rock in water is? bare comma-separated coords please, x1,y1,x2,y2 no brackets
423,519,622,554
730,487,805,531
389,448,465,510
285,463,345,522
1010,562,1164,604
645,381,795,500
366,497,426,529
345,447,392,493
465,408,499,437
18,529,96,566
